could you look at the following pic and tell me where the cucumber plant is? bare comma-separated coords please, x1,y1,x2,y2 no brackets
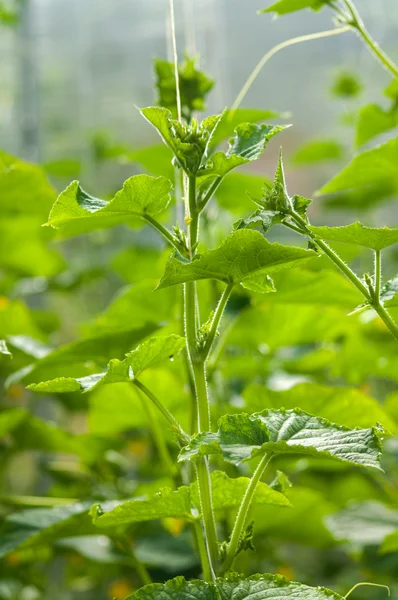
0,1,397,599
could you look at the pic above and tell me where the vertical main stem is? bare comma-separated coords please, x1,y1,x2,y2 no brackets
375,250,381,301
184,174,218,579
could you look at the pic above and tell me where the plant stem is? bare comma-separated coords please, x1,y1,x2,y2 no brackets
133,379,188,443
229,26,350,115
192,518,214,582
118,538,152,587
184,174,219,579
198,176,222,212
341,0,398,78
143,214,185,256
202,283,234,359
288,211,398,341
137,389,177,478
220,453,272,574
375,249,381,301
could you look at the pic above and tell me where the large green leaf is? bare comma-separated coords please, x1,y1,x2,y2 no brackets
261,0,328,15
326,501,398,546
158,230,316,291
381,530,398,554
127,574,342,600
179,408,383,469
94,470,289,529
318,137,398,200
309,222,398,250
243,382,398,433
45,175,172,237
27,335,186,394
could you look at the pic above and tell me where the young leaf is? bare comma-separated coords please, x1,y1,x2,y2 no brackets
45,175,172,237
140,106,222,175
261,0,329,15
93,487,194,528
27,335,186,394
154,56,214,118
126,574,343,600
317,137,398,200
179,408,383,469
210,108,282,147
309,222,398,250
157,230,316,291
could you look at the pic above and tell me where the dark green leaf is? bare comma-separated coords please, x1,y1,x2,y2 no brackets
158,230,316,290
210,108,283,147
179,408,383,469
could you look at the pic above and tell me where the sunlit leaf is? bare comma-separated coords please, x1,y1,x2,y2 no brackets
309,222,398,250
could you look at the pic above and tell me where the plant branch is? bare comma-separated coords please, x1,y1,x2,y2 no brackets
374,249,382,301
340,0,398,78
143,214,186,256
229,26,350,116
287,211,398,341
220,453,272,574
198,176,223,212
202,283,234,360
133,379,189,443
192,518,214,582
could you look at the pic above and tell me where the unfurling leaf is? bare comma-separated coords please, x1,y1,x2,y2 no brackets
45,175,172,237
27,335,186,394
126,573,343,599
154,56,214,118
158,230,316,291
179,408,383,469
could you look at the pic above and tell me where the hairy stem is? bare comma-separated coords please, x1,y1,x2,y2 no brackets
192,518,214,583
220,453,272,574
374,249,382,301
133,379,188,443
288,211,398,341
202,283,234,359
341,0,398,78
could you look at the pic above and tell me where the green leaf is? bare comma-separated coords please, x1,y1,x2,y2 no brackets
243,382,397,433
0,150,56,217
45,175,172,237
126,574,342,600
179,408,383,469
191,470,291,511
381,530,398,554
330,71,363,99
261,0,328,15
356,104,398,147
154,56,214,118
158,230,316,290
0,408,26,438
326,501,398,546
291,139,344,164
309,222,398,250
210,108,283,147
317,137,398,200
27,335,186,393
140,106,222,175
93,487,194,528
